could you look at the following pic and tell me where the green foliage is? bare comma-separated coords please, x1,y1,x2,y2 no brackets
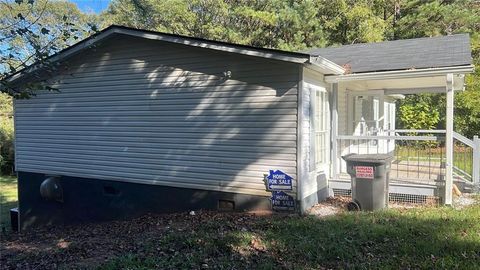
0,0,100,97
398,95,440,130
455,32,480,138
0,175,17,231
0,93,14,174
102,0,329,51
317,0,386,44
395,0,480,39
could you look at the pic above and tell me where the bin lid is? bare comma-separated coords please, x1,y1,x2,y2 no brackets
342,154,393,164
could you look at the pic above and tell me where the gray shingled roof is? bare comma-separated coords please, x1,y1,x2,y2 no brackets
304,34,472,74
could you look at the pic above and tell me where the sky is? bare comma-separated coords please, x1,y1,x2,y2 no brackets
69,0,111,13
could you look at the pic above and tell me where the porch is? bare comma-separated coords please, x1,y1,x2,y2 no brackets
326,69,479,205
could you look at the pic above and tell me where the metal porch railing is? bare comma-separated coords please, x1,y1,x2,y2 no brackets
336,131,446,185
334,130,480,189
452,132,480,188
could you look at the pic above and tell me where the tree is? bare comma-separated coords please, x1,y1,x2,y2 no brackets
398,94,440,130
455,32,480,138
0,0,100,97
394,0,480,38
103,0,329,51
315,0,388,45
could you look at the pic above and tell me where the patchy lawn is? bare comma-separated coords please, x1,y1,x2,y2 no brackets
0,175,17,232
1,197,479,270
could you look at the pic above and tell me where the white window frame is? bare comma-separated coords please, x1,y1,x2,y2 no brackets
310,88,330,172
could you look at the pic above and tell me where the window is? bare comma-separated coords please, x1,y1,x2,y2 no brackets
312,90,329,169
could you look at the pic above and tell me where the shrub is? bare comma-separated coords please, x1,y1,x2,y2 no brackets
0,93,14,175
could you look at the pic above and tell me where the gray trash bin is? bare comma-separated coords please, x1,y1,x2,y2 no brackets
342,154,393,211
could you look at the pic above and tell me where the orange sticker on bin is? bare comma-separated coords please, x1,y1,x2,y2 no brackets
355,166,374,179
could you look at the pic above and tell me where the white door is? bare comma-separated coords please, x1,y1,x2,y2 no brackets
352,95,381,135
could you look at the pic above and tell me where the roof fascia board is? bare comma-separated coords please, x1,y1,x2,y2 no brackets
305,55,345,75
115,28,311,64
386,94,405,100
325,65,474,83
382,87,446,94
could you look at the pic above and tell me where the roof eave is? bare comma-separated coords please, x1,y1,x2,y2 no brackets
6,25,314,85
305,56,345,75
324,65,475,83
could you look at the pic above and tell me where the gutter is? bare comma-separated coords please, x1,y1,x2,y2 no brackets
305,55,345,75
324,65,475,83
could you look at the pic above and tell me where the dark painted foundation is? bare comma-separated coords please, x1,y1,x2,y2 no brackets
18,172,272,230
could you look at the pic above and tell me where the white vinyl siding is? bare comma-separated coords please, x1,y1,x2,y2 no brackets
14,36,299,197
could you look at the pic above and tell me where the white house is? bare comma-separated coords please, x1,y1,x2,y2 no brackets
5,26,476,229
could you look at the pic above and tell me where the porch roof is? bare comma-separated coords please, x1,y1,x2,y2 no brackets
304,34,473,74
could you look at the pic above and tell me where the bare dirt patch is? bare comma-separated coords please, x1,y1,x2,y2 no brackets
307,196,349,218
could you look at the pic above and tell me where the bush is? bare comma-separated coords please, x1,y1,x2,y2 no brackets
0,93,14,175
0,117,14,174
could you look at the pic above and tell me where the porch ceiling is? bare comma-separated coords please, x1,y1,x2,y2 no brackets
339,73,466,94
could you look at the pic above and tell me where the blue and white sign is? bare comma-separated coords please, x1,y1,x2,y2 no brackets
271,191,295,211
266,170,293,191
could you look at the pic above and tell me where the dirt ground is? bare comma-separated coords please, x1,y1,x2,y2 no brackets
1,212,242,269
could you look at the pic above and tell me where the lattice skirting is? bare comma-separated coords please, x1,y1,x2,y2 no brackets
332,188,440,205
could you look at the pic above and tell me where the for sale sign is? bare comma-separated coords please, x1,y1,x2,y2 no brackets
266,170,293,191
355,166,374,179
271,191,295,211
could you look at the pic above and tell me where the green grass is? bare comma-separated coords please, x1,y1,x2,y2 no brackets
0,175,17,231
99,201,480,269
1,177,478,269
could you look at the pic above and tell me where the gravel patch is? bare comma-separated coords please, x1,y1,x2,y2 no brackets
308,195,446,216
454,194,478,209
307,197,349,218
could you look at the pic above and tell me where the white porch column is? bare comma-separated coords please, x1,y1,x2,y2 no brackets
331,83,339,178
445,73,454,205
